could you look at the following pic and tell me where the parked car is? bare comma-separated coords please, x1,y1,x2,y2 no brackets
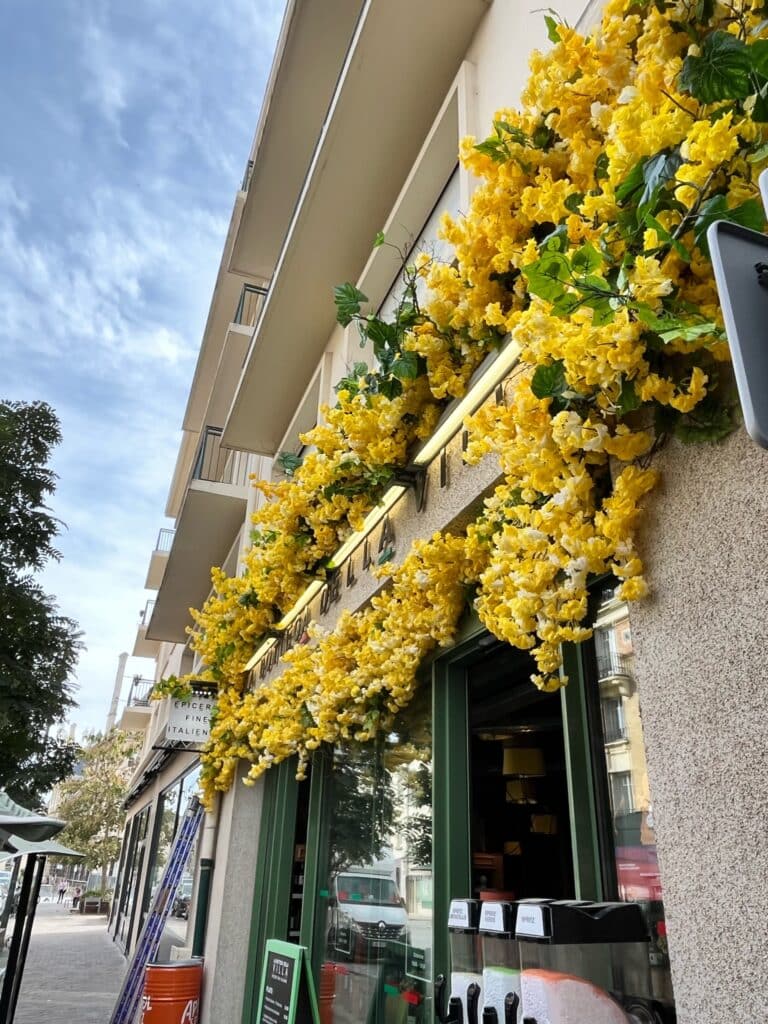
327,870,408,962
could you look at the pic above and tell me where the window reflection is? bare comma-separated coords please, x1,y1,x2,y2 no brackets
317,688,432,1024
593,588,674,1009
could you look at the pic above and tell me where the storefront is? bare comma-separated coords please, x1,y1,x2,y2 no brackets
238,579,674,1024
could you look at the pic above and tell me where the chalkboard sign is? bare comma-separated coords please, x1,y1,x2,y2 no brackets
255,940,320,1024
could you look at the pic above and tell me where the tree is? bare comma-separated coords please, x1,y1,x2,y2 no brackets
56,730,142,893
0,400,82,805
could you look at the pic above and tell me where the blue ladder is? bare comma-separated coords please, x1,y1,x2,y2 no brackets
109,796,205,1024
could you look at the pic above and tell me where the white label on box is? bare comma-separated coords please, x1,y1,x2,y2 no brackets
515,904,546,938
479,902,506,933
448,901,472,929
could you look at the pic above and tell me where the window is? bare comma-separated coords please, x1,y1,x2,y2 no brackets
609,770,634,816
601,696,627,743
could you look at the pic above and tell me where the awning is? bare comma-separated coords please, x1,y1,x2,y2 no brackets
3,835,84,859
0,790,64,844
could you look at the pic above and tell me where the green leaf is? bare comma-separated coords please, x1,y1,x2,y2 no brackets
334,282,369,326
657,321,720,342
564,192,585,214
373,230,386,248
749,38,768,78
594,152,610,181
474,138,507,162
544,14,560,42
695,0,714,22
637,148,683,218
617,378,641,415
694,195,765,253
277,451,303,477
538,223,569,252
747,140,768,163
365,318,396,350
615,158,648,205
531,360,568,402
522,253,570,303
644,212,691,261
390,350,420,380
673,401,735,443
571,242,603,275
679,31,752,103
377,376,403,400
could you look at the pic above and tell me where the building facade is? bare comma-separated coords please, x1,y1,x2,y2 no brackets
112,2,768,1023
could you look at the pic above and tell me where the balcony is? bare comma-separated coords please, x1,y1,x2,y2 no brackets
145,527,174,589
596,647,632,683
132,599,159,659
146,427,250,644
118,676,155,732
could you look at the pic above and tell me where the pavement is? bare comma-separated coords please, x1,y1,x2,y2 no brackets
13,901,126,1023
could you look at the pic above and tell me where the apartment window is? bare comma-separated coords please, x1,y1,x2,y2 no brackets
601,696,627,743
609,771,634,817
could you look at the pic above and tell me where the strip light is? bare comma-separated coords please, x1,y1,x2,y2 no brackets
244,636,277,672
411,337,520,466
243,336,520,672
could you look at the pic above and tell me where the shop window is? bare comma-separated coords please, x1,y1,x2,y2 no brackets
591,586,675,1014
114,803,150,950
314,686,432,1024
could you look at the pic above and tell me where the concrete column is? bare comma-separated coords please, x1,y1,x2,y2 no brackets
106,651,129,731
629,427,768,1022
201,764,266,1024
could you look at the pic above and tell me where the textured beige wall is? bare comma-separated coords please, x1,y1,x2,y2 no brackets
629,426,768,1022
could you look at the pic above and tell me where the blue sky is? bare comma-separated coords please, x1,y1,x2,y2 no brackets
0,0,285,732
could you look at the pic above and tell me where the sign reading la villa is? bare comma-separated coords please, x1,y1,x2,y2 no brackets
164,693,215,747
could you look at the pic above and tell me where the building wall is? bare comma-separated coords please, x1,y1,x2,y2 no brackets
201,764,266,1024
630,427,768,1022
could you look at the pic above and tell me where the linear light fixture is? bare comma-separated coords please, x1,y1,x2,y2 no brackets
275,579,325,630
411,336,521,467
327,483,407,569
244,636,277,673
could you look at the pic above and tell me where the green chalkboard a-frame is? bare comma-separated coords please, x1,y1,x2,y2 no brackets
255,940,320,1024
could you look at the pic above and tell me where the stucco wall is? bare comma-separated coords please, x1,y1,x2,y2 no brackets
629,426,768,1022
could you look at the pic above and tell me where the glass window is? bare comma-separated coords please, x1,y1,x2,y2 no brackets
115,803,150,949
592,586,675,1013
315,686,432,1024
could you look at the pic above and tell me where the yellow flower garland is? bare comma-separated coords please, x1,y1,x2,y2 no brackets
157,0,768,803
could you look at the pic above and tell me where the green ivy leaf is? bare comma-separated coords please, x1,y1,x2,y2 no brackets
390,350,420,380
531,360,568,404
637,148,683,219
694,195,765,253
277,451,303,477
617,378,641,415
657,321,721,343
334,282,369,326
571,242,603,275
544,14,560,42
747,140,768,163
373,230,386,248
564,192,585,214
377,376,403,400
594,152,610,181
522,252,570,303
615,158,648,205
749,38,768,78
679,31,752,103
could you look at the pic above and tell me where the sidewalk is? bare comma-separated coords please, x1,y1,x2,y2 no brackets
13,902,126,1023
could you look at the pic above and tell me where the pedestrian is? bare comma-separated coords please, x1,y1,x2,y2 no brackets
73,886,81,909
57,882,67,904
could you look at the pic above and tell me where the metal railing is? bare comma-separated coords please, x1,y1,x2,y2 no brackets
126,676,155,709
192,426,250,487
138,600,155,627
233,282,268,328
155,528,175,553
601,699,628,743
595,646,632,681
241,158,254,192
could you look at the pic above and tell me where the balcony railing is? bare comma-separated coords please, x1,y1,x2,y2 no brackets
241,158,254,192
233,282,269,328
192,426,250,487
126,676,154,709
138,599,155,627
155,528,175,553
596,646,632,682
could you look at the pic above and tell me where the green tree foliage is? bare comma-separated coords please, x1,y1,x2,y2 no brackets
56,730,142,892
0,400,82,804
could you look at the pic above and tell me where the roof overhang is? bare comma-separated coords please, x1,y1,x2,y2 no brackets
147,482,247,644
228,0,366,279
222,0,489,455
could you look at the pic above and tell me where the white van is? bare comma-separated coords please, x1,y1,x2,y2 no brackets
327,871,408,961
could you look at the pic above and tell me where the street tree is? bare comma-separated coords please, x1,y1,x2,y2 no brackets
0,400,82,805
56,729,142,893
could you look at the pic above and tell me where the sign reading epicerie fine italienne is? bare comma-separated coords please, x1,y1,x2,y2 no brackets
164,694,215,745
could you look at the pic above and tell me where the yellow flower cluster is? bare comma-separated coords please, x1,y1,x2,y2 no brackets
191,0,763,801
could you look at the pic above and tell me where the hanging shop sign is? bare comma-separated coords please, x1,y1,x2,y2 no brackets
163,690,216,748
254,940,319,1024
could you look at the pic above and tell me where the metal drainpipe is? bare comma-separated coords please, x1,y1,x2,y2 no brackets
192,796,219,958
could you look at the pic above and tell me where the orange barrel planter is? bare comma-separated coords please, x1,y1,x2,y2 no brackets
140,960,203,1024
